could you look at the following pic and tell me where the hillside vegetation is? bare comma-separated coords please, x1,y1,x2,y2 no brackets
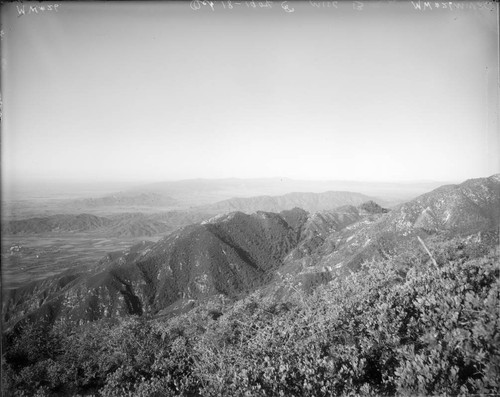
2,175,499,396
3,234,499,396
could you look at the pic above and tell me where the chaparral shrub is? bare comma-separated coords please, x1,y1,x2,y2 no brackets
2,234,499,396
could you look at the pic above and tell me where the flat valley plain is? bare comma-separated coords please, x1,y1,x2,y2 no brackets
2,235,163,290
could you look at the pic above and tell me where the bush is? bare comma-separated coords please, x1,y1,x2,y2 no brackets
3,235,499,396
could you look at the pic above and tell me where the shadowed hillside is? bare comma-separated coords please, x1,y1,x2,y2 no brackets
3,175,498,332
2,175,500,397
3,232,498,397
3,209,310,329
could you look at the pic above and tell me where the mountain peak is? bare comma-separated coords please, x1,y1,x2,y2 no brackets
358,200,389,214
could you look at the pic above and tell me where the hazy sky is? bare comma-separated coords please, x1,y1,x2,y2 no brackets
1,1,499,187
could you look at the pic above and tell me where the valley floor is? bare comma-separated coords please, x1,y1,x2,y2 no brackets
1,235,162,290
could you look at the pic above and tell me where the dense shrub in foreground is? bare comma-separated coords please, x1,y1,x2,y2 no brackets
2,236,499,396
190,239,499,396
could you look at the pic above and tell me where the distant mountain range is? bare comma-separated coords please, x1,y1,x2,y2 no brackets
2,214,113,234
2,211,211,238
3,177,449,220
197,191,378,214
2,191,381,237
126,177,447,206
3,174,499,331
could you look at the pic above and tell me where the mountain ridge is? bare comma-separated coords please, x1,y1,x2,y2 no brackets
293,174,500,274
2,191,382,236
3,174,499,331
196,190,380,214
3,208,311,328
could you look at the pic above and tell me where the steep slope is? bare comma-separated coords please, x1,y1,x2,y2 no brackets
303,174,500,273
3,209,309,328
199,191,377,214
5,175,498,330
288,205,365,260
2,241,156,326
376,174,500,234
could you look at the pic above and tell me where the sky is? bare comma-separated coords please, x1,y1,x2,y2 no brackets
1,1,499,190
